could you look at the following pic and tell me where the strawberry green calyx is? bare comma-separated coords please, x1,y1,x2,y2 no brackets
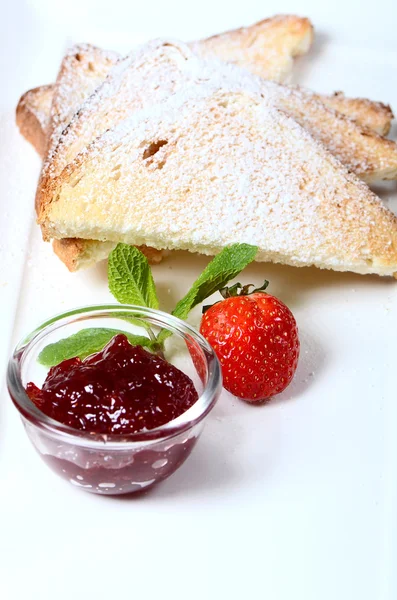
203,280,269,313
219,280,269,299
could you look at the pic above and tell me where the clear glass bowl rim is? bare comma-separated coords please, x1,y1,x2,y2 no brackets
7,304,222,449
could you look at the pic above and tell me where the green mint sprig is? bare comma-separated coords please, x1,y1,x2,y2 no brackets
39,243,258,366
108,244,159,308
38,328,155,367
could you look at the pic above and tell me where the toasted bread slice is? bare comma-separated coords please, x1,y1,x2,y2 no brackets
39,89,397,277
17,24,396,270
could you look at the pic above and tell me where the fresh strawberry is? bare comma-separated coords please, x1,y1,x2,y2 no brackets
199,282,299,402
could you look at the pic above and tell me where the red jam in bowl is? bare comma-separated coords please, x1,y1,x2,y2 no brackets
26,334,198,434
23,334,201,495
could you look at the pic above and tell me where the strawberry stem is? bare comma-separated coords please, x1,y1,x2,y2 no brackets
202,280,269,313
220,280,269,298
251,280,270,293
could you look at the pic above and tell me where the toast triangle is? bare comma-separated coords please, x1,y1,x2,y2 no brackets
39,88,397,277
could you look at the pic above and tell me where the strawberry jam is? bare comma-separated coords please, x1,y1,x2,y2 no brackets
26,334,198,435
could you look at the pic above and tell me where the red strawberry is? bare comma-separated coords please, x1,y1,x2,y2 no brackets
199,282,299,402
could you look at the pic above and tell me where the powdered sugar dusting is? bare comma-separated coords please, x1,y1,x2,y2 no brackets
47,86,397,276
44,39,397,188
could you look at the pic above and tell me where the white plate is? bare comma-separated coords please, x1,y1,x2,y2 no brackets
1,2,396,599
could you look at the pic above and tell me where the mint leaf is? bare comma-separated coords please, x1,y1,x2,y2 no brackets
158,243,257,342
173,244,258,319
108,243,159,308
38,328,154,367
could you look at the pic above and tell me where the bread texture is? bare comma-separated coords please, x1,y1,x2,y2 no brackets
39,88,397,277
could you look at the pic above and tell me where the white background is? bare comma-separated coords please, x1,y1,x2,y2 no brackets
1,1,396,599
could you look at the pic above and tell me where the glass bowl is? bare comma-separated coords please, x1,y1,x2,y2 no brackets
7,304,222,495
